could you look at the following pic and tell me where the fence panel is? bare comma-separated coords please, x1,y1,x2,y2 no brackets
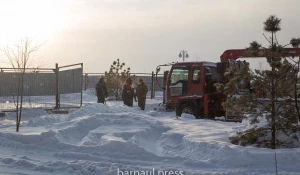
0,72,56,111
0,64,83,111
59,67,83,108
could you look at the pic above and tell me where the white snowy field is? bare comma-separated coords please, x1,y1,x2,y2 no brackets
0,90,300,175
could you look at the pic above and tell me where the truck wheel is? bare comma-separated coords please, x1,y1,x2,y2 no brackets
178,104,196,118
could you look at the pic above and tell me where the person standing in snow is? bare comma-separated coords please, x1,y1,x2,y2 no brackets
136,77,148,110
95,75,108,104
122,77,133,107
129,79,137,107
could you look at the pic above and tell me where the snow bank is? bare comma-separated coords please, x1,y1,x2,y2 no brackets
0,90,300,175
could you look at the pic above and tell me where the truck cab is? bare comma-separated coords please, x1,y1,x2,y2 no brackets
165,61,225,118
158,47,300,119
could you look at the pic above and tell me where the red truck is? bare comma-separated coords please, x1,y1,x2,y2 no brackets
156,48,300,120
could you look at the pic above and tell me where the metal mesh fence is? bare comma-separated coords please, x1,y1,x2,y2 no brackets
0,64,83,111
59,67,83,108
0,72,56,111
0,72,56,96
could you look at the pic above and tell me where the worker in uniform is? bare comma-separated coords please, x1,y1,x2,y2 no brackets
136,77,148,110
95,75,108,104
122,77,133,107
129,79,137,107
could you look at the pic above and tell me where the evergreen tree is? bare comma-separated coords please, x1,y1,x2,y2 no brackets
264,15,282,149
105,59,130,100
222,15,300,148
290,38,300,121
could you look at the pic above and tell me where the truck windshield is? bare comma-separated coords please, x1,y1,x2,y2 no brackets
170,66,189,85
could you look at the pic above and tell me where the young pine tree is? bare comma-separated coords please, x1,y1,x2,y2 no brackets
105,59,130,100
224,16,300,148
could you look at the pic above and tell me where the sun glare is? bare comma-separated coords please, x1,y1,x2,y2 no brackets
0,0,67,47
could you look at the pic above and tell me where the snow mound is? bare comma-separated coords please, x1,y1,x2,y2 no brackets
181,113,196,119
0,91,300,175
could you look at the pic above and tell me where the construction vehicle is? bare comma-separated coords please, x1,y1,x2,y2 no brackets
156,48,300,120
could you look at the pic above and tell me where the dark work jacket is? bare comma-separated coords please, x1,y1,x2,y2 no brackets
136,82,148,98
96,79,108,98
122,83,132,106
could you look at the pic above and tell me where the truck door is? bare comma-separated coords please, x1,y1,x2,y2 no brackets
169,66,189,97
189,66,203,95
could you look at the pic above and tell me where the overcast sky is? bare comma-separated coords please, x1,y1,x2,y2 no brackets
0,0,299,73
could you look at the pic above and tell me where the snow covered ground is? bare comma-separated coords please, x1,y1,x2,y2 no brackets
0,90,300,175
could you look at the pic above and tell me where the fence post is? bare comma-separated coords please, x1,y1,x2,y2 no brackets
80,63,83,107
151,71,155,99
55,63,60,109
84,73,88,91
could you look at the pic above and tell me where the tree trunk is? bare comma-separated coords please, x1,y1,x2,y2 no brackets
116,74,119,100
16,73,21,132
271,32,276,149
17,74,25,131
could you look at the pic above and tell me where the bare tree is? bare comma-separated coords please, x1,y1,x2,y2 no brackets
2,38,41,132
